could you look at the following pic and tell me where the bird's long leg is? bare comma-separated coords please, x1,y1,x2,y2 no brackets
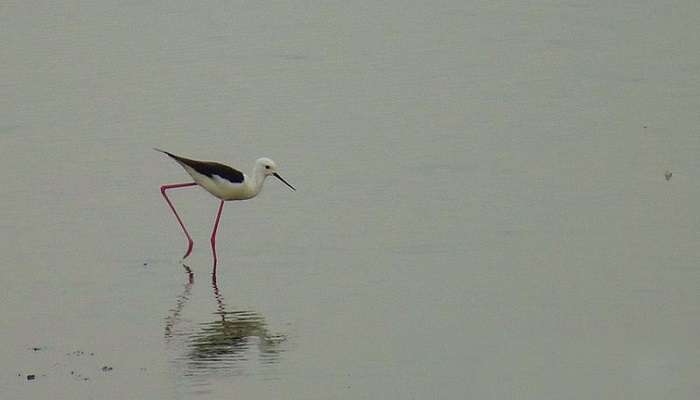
210,200,225,274
160,182,198,258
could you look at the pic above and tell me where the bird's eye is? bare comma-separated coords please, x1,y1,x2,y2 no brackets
265,165,271,169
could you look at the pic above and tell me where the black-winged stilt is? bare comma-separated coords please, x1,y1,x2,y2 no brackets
156,149,295,270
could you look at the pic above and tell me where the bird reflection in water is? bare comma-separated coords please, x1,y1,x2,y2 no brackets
164,267,285,378
164,265,194,339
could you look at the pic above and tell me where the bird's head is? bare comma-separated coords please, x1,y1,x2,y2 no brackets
256,158,295,191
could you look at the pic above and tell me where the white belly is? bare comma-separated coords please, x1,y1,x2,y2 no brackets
184,166,256,200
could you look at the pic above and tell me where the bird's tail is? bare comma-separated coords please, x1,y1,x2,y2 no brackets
154,148,176,158
154,148,193,166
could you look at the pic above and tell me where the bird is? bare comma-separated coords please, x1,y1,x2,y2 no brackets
155,149,295,270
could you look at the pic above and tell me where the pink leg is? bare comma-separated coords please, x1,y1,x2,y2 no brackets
210,200,225,273
160,182,197,258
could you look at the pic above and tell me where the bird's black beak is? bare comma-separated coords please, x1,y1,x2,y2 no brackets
273,173,296,191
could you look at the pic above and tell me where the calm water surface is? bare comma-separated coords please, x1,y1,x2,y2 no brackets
2,1,699,399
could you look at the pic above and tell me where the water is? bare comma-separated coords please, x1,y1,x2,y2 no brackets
2,1,699,398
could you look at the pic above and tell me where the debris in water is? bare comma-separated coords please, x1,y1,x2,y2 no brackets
101,366,113,372
665,170,672,181
31,347,42,351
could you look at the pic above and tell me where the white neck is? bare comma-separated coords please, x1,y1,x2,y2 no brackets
248,163,268,196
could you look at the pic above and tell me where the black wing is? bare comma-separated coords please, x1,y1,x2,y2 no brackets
156,149,245,183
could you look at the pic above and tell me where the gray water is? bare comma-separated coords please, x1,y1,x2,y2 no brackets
2,1,699,399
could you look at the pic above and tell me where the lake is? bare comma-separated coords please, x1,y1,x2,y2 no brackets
2,1,699,398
